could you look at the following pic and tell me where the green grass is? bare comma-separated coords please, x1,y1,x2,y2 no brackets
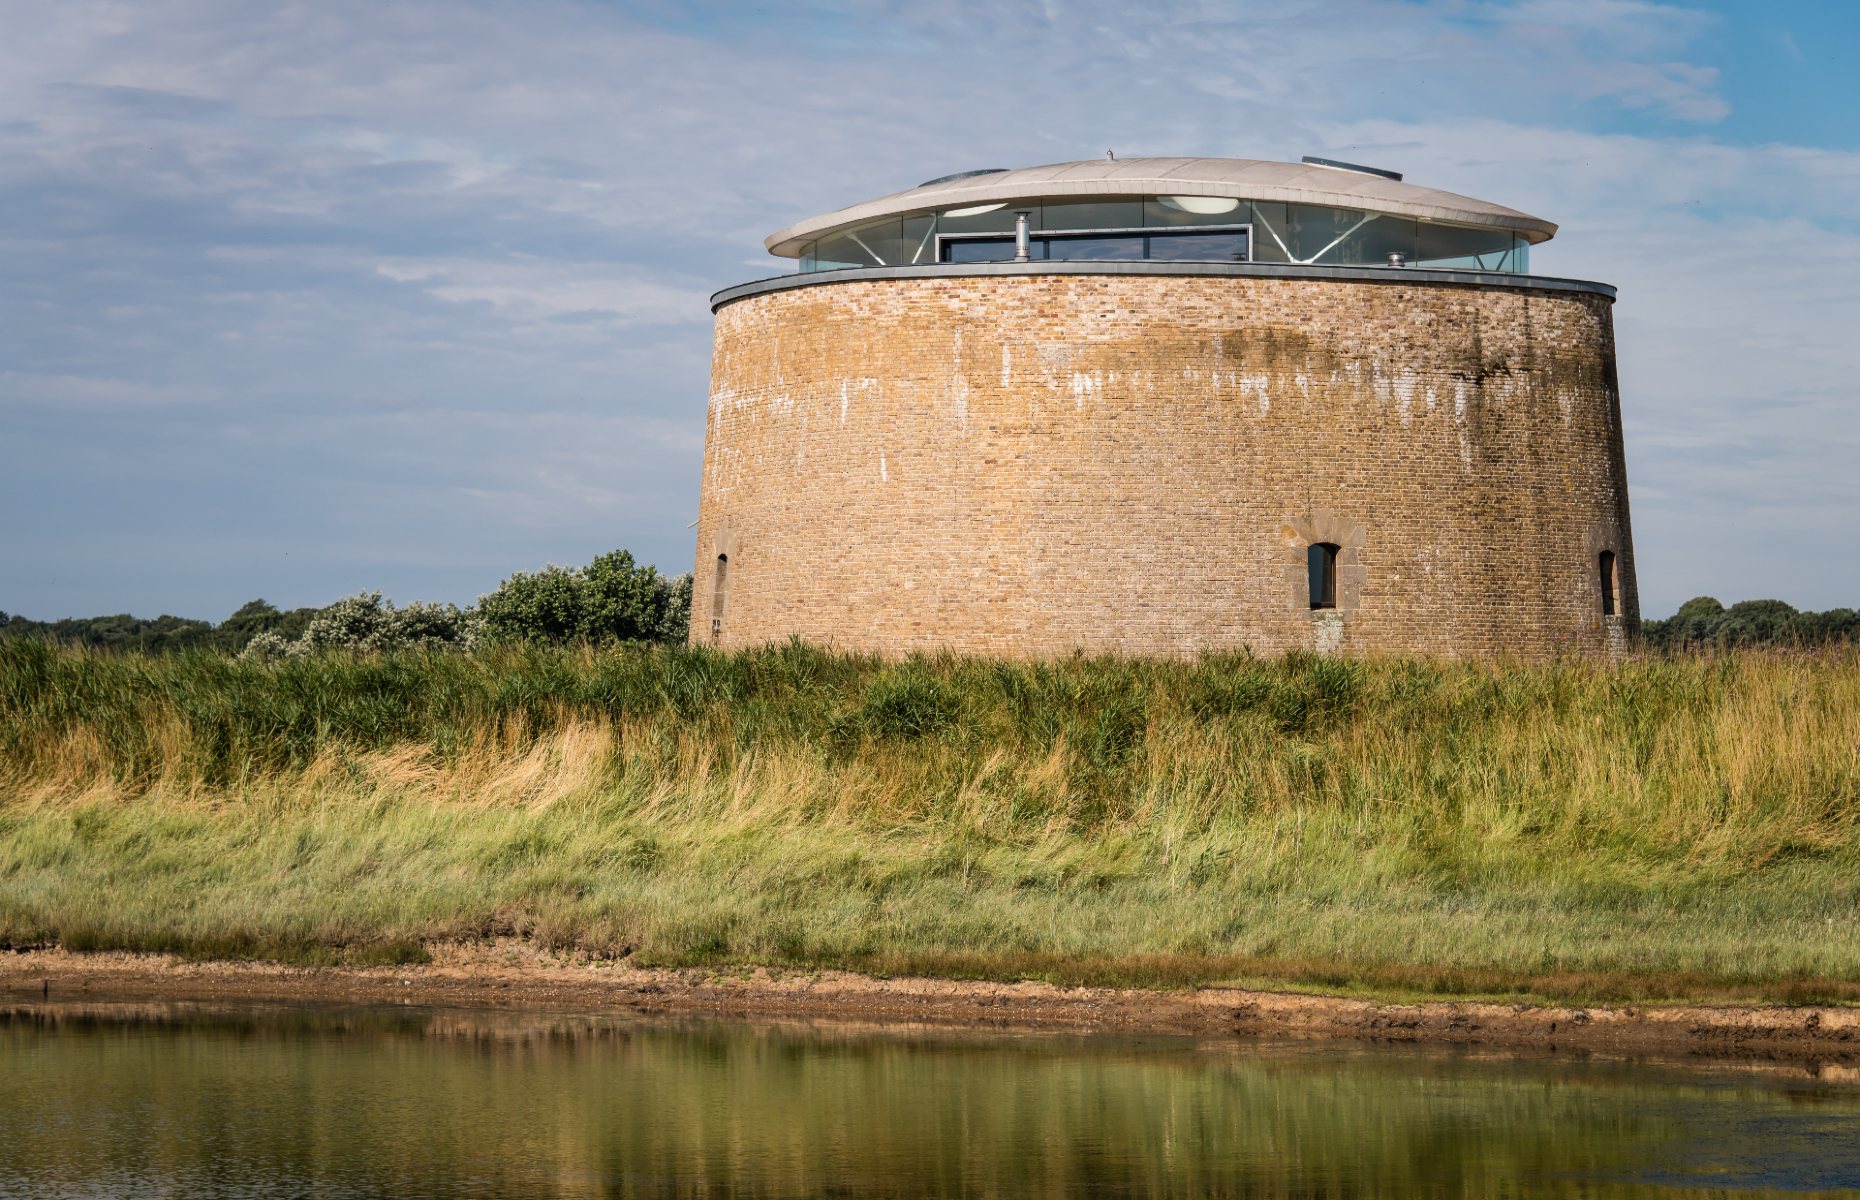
2,637,1857,1003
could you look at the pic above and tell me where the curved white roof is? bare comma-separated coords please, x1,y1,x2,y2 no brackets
766,156,1556,257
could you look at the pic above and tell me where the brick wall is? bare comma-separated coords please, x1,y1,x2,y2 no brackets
694,272,1638,659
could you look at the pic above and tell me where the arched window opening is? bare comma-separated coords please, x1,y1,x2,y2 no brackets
1308,543,1340,611
1598,550,1618,617
711,554,729,638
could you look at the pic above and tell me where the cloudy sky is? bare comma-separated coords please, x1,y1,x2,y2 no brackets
2,0,1856,621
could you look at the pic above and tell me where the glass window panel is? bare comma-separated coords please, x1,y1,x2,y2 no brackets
1513,235,1530,274
1046,234,1145,261
1350,216,1417,265
871,220,905,265
1146,230,1249,262
811,236,867,267
1415,221,1515,270
862,218,906,267
1143,196,1245,227
1286,205,1376,264
817,218,904,268
942,237,1018,263
1041,198,1143,231
1248,201,1292,262
799,241,818,272
809,241,865,271
901,215,937,266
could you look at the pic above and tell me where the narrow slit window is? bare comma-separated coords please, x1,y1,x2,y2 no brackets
1308,543,1340,610
1598,551,1617,616
711,554,729,638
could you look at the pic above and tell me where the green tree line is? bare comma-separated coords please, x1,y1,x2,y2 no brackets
5,575,1854,656
1,550,691,656
1640,597,1859,650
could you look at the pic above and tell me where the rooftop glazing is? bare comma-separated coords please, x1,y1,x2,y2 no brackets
769,156,1553,276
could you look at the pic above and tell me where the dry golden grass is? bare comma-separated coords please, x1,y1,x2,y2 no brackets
1,638,1857,1000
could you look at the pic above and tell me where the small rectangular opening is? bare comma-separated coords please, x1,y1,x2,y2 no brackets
711,554,729,639
1308,543,1339,610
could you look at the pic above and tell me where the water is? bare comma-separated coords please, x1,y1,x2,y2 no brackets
2,1001,1857,1198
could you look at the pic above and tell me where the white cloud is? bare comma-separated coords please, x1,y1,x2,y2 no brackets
1500,0,1714,43
0,0,1851,616
374,259,711,327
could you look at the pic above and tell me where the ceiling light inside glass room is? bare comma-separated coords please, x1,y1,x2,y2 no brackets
1159,196,1240,214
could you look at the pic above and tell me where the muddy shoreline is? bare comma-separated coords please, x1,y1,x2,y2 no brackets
4,944,1857,1071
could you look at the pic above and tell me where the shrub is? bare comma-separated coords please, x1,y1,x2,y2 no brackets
476,551,688,647
242,592,473,659
212,600,319,654
655,572,693,644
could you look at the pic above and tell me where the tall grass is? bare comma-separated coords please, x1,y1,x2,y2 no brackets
2,638,1857,1002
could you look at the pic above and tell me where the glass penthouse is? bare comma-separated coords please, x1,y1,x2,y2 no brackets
765,156,1555,276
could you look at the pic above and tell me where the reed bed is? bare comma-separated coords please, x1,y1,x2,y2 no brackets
2,638,1856,1002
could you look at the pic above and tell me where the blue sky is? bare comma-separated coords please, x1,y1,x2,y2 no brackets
2,0,1856,620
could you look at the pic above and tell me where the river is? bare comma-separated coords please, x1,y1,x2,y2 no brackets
2,1001,1857,1197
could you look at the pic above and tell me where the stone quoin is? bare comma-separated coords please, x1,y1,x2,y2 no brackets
694,156,1637,659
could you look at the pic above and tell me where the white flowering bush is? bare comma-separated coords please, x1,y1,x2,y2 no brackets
240,592,475,659
237,631,294,662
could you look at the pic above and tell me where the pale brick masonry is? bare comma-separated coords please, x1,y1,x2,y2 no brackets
695,270,1636,660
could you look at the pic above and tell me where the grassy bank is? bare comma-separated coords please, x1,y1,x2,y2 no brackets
2,638,1857,1004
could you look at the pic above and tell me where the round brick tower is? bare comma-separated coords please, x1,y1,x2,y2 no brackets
694,157,1637,659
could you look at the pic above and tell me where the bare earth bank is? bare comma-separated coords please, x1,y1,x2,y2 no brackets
3,944,1856,1074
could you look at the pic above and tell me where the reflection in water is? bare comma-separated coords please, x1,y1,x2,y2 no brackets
1,1002,1857,1198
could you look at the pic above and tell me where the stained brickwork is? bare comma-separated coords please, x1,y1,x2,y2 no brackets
694,272,1638,659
